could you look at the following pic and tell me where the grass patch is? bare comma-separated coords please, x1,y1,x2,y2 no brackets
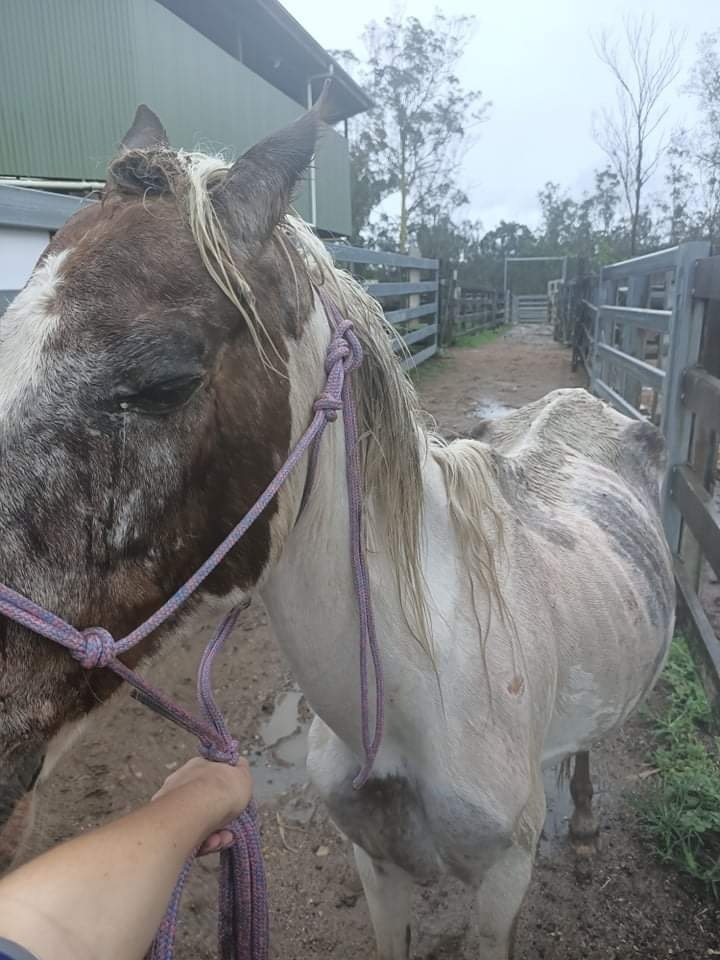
453,325,509,349
407,354,446,386
636,635,720,895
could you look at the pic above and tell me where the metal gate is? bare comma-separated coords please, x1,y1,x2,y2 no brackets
511,294,549,324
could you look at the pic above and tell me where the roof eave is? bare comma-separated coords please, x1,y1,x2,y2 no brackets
258,0,373,120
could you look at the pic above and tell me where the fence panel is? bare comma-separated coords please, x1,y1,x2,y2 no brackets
448,284,504,340
669,255,720,718
327,243,440,370
512,294,548,324
576,240,720,715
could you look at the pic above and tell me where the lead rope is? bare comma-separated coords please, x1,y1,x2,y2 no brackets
0,290,384,960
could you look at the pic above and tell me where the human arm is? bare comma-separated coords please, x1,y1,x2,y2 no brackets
0,757,252,960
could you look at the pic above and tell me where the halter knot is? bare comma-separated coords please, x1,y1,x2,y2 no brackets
201,737,240,766
78,626,116,669
313,393,343,421
324,336,350,374
324,321,363,376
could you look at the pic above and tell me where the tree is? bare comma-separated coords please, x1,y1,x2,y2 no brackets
342,14,489,249
415,215,482,266
594,16,683,255
534,169,626,263
537,183,581,253
661,132,695,243
686,32,720,239
477,222,538,289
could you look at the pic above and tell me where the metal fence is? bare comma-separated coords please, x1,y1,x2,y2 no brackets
326,243,440,370
548,276,582,345
571,241,720,711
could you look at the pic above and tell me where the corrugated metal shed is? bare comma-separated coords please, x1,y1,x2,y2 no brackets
0,0,356,234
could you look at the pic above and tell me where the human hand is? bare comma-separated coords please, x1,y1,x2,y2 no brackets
152,756,252,855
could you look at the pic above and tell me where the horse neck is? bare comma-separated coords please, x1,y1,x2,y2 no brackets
259,299,422,755
260,395,365,740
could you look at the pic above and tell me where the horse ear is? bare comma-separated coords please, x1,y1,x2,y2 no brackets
108,105,175,195
120,105,169,151
213,82,332,249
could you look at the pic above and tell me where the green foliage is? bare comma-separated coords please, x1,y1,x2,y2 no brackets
636,636,720,895
340,14,488,249
662,32,720,243
341,19,720,292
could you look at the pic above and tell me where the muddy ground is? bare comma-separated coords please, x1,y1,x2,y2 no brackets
32,325,720,958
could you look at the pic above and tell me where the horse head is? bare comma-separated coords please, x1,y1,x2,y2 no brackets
0,101,328,864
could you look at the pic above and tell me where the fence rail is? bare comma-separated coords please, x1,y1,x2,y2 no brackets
0,190,442,374
564,240,720,716
326,242,440,370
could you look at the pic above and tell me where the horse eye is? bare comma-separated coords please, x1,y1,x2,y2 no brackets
114,376,203,416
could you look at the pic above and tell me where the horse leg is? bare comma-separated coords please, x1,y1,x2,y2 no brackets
474,841,535,959
474,788,543,959
353,844,414,960
569,750,599,857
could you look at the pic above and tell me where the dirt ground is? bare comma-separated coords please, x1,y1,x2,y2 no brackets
32,325,720,959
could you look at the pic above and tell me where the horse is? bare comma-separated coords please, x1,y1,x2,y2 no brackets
0,100,674,959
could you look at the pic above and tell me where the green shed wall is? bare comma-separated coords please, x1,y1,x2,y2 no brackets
0,0,352,234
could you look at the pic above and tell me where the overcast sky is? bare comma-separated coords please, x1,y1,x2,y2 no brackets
283,0,715,232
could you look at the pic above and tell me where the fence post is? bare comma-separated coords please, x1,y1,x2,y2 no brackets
408,244,421,310
591,275,609,393
682,296,720,591
661,241,713,553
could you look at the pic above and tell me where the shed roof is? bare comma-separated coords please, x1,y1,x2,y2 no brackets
156,0,372,121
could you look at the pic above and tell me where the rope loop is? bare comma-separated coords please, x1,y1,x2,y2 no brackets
341,325,363,374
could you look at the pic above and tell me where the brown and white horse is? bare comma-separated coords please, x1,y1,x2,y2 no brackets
0,103,674,958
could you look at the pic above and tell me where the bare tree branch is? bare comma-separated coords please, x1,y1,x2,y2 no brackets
593,15,684,253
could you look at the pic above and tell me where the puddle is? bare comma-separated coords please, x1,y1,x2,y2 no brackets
538,763,573,859
473,400,516,420
250,689,310,802
260,691,304,753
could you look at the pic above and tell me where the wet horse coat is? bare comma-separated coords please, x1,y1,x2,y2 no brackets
0,102,674,959
263,383,673,957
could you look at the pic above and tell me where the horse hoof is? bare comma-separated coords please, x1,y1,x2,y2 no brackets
569,819,601,859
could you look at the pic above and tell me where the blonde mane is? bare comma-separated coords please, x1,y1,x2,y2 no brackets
176,152,502,655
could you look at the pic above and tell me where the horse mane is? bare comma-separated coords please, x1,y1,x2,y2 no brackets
151,150,503,657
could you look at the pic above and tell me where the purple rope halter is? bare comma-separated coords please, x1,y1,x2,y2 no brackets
0,289,384,960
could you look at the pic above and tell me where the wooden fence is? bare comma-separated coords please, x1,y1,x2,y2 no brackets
568,242,720,712
0,185,442,373
446,283,505,342
326,243,440,370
